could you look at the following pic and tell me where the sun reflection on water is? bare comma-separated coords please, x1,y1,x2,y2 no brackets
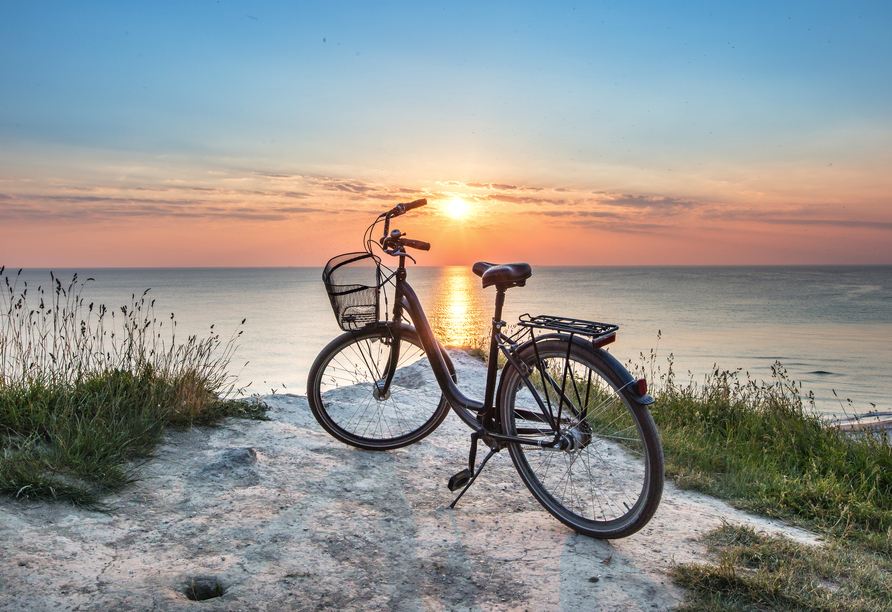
429,267,489,347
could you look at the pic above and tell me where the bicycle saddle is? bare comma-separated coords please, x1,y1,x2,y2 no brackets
472,261,533,289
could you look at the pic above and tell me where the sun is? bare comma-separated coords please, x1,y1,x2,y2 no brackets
445,198,468,218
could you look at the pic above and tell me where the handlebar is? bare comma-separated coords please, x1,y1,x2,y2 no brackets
381,199,427,249
388,198,427,218
375,199,431,258
400,238,431,251
380,229,431,253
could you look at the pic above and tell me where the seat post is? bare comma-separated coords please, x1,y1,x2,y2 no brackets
483,287,508,412
492,286,507,323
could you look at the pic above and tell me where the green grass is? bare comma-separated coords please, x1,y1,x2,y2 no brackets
1,268,266,506
646,360,892,552
631,342,892,610
671,523,892,612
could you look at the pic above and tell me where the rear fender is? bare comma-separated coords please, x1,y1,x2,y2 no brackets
497,332,654,408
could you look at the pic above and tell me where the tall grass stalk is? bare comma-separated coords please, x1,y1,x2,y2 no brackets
628,339,892,609
642,353,892,552
0,267,265,505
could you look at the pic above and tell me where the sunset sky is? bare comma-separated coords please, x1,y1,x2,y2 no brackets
2,1,890,267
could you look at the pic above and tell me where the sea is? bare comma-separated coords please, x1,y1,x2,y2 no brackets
6,266,890,419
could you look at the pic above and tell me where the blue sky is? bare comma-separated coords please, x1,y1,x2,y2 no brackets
1,1,890,266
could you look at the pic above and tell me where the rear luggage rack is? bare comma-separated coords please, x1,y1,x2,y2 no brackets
518,313,618,341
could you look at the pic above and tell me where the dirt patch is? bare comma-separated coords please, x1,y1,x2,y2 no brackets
0,351,817,611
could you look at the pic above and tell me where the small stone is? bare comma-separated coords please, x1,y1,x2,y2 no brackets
588,576,599,583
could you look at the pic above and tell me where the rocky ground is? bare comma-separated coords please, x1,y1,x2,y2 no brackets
0,351,817,611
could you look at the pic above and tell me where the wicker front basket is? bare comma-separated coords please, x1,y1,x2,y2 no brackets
322,252,382,331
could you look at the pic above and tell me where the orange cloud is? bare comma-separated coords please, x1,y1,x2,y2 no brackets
2,162,890,267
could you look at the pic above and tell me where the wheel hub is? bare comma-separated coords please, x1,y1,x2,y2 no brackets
560,423,592,451
373,380,391,401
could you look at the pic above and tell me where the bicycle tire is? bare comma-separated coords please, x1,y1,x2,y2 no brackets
308,324,452,450
499,337,663,539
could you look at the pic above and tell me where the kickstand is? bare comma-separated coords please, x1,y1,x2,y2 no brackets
448,444,499,509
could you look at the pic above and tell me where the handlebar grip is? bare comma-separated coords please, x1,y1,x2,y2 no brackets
390,198,427,217
402,198,427,211
400,238,431,251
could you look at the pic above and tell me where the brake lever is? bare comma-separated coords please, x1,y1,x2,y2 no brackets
382,246,416,264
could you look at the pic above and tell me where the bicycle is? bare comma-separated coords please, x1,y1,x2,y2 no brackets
307,199,664,539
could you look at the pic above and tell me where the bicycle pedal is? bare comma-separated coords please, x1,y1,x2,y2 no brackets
447,469,473,492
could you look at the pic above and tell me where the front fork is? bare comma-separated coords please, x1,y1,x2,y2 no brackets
374,321,402,401
372,258,409,400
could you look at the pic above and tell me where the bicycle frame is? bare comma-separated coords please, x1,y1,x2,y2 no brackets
380,254,606,450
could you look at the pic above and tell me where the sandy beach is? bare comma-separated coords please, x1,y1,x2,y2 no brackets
0,351,818,611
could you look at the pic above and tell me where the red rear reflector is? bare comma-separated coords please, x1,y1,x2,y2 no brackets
635,378,648,396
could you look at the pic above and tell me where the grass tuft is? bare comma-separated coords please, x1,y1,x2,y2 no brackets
645,359,892,552
0,268,266,506
629,339,892,610
672,523,892,612
625,334,892,552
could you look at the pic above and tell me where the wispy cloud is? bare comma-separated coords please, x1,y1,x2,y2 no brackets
487,194,568,206
252,172,304,179
437,180,546,193
522,207,666,233
7,168,888,244
0,192,328,222
527,210,624,219
754,217,892,230
325,181,376,193
594,193,701,211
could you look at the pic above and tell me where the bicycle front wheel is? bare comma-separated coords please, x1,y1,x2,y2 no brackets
499,337,663,539
307,324,451,450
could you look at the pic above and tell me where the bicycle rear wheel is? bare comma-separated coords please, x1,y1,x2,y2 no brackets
307,324,451,450
499,337,663,539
